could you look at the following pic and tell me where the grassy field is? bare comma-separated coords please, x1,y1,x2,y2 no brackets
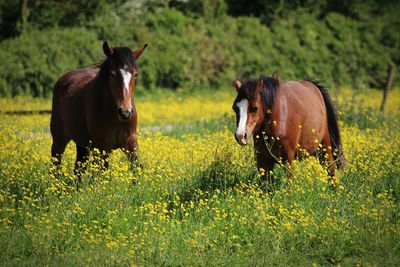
0,87,399,266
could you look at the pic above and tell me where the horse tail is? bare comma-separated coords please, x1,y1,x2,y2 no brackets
307,79,346,169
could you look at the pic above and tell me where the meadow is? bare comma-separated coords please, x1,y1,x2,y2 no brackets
0,87,399,266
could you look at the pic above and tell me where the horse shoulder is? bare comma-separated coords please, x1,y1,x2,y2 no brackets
269,84,301,139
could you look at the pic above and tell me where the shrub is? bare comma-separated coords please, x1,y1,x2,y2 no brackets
0,27,100,97
0,7,397,96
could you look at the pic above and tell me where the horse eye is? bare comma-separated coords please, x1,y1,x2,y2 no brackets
110,71,117,77
250,107,258,113
133,72,138,78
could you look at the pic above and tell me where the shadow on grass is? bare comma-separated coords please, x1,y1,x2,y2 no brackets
163,147,286,209
174,149,255,201
179,160,256,201
160,153,290,221
0,110,51,115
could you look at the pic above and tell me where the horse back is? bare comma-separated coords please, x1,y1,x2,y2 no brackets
271,81,327,151
53,68,98,97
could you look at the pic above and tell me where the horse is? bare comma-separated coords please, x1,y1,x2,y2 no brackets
50,41,147,182
232,75,345,186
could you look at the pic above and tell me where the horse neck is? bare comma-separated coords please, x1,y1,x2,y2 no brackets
260,77,280,134
91,76,116,115
258,105,275,136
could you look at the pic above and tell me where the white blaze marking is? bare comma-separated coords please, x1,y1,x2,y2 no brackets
236,99,249,136
120,67,132,91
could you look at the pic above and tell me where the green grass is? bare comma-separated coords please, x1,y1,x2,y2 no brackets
0,90,400,266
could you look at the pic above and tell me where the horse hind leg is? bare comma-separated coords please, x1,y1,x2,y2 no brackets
74,145,90,186
280,140,296,183
320,134,338,187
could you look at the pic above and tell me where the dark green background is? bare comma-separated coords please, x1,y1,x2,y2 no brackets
0,0,398,97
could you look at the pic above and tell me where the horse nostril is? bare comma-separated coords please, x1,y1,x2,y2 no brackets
118,108,132,120
244,132,248,140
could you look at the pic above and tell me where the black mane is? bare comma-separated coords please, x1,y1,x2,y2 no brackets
96,46,137,79
260,75,279,114
239,74,279,115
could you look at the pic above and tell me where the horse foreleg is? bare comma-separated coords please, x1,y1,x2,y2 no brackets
321,135,338,188
125,150,142,184
257,160,276,186
91,149,110,172
254,139,276,188
279,140,296,183
125,136,141,173
51,138,69,177
101,153,110,170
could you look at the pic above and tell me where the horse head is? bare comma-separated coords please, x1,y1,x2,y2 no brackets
102,41,147,121
232,79,265,145
232,77,278,145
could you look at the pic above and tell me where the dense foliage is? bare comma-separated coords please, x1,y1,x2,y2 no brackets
0,0,398,96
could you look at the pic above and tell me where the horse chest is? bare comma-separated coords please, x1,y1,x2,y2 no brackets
89,126,131,150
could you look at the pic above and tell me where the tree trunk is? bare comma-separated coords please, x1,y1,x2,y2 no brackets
19,0,29,35
380,63,396,113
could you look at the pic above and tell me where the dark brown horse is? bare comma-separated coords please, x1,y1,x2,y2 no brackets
232,75,345,185
50,42,147,180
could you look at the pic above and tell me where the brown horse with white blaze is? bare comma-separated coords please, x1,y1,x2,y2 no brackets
232,76,345,185
50,42,147,181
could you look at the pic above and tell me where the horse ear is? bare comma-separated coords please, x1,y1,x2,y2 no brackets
233,80,241,92
132,44,148,60
256,78,264,94
103,41,113,57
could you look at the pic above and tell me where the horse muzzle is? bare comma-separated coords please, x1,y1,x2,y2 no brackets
118,107,133,121
235,131,251,146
